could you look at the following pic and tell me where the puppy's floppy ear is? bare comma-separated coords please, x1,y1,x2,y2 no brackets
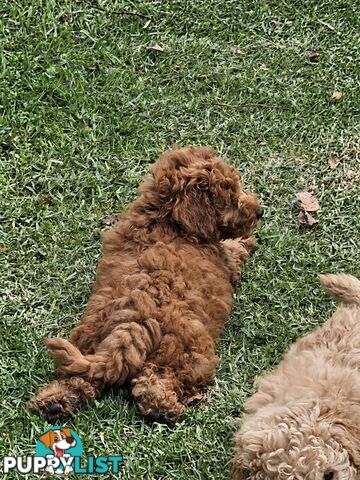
39,430,56,449
319,397,360,467
230,430,265,480
150,146,214,194
151,147,218,239
235,425,290,460
172,183,218,240
229,459,251,480
231,408,298,480
330,419,360,467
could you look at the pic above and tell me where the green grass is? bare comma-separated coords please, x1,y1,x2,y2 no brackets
1,0,359,478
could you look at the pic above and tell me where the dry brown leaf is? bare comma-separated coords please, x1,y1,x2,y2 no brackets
234,49,246,57
259,63,268,70
332,91,342,100
39,195,53,205
148,44,165,52
328,154,340,169
298,210,318,226
183,391,204,405
307,50,320,62
296,191,320,212
297,191,320,227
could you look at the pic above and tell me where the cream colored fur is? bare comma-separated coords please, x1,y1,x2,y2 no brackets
231,273,360,480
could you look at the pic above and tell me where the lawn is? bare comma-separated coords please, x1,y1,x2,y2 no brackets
1,0,359,478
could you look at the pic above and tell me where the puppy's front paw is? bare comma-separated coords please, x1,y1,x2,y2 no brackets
146,403,186,424
238,235,257,252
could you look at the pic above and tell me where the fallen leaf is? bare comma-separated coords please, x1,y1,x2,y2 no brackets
259,63,268,70
234,49,246,57
298,210,318,226
307,50,320,62
39,195,53,205
328,154,340,169
183,391,204,405
148,44,165,52
296,191,320,212
100,214,119,227
296,191,320,227
332,91,342,100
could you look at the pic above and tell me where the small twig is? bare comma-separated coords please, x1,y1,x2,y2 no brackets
318,20,336,32
213,102,289,110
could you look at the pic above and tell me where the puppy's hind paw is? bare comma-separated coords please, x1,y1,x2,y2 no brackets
131,365,186,423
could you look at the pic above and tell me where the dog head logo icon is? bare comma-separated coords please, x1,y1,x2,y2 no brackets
39,427,76,457
36,426,83,474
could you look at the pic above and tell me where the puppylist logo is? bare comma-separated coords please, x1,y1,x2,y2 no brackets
2,426,123,475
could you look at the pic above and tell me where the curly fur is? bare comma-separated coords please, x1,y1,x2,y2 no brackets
230,273,360,480
28,146,262,422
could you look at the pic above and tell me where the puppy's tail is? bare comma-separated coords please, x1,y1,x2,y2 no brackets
319,273,360,306
45,318,162,385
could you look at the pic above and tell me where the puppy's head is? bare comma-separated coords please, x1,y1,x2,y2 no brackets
231,403,358,480
140,146,262,241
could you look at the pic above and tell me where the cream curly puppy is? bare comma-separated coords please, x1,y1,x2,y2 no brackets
231,273,360,480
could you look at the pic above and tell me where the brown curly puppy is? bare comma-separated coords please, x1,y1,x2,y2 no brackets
28,146,263,422
230,273,360,480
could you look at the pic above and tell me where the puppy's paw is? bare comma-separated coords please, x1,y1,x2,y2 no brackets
146,403,186,424
238,235,257,252
131,365,186,423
